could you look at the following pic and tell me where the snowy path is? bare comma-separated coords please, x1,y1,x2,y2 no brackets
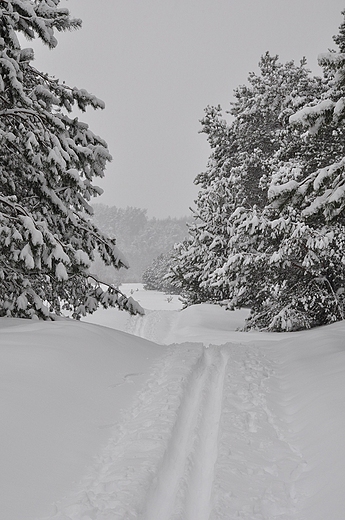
143,347,228,520
47,341,307,520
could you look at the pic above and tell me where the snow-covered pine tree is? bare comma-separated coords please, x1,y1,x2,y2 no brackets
209,11,345,331
238,10,345,330
167,105,240,305
284,11,345,222
169,55,322,310
0,0,143,319
142,249,182,294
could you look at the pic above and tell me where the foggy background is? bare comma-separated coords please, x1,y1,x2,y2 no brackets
29,0,345,217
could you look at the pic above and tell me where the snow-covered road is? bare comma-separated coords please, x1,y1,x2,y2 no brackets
47,340,307,519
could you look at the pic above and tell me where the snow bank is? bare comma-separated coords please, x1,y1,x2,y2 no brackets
0,318,162,520
86,293,290,346
83,283,183,336
266,323,345,520
164,304,252,345
84,284,254,345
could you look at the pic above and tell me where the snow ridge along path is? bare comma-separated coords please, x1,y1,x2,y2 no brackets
47,341,307,520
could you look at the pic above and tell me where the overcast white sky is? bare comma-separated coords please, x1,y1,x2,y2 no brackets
31,0,345,218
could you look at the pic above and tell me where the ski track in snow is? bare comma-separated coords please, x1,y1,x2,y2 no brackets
143,347,228,520
45,341,307,520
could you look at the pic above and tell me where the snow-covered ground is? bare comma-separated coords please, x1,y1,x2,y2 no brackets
2,284,345,519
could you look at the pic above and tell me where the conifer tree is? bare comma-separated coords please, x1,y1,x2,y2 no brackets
168,105,238,304
0,0,143,318
239,10,345,330
142,249,182,294
171,13,345,331
169,54,322,310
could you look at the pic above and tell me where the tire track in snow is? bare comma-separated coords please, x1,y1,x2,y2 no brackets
143,347,228,520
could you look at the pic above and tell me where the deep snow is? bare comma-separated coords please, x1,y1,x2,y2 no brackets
1,284,345,519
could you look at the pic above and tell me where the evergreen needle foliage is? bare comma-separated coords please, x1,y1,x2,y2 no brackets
142,249,183,294
0,0,143,319
169,12,345,331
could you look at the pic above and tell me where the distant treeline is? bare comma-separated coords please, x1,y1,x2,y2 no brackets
91,204,190,284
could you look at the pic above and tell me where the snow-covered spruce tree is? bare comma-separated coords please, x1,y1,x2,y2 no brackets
169,55,323,309
168,105,241,304
210,12,345,331
142,249,183,294
0,0,143,319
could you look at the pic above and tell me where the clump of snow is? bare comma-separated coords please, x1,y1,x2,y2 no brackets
74,248,91,267
268,179,299,201
55,261,68,281
19,243,35,269
52,243,70,264
289,99,335,126
21,215,43,245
